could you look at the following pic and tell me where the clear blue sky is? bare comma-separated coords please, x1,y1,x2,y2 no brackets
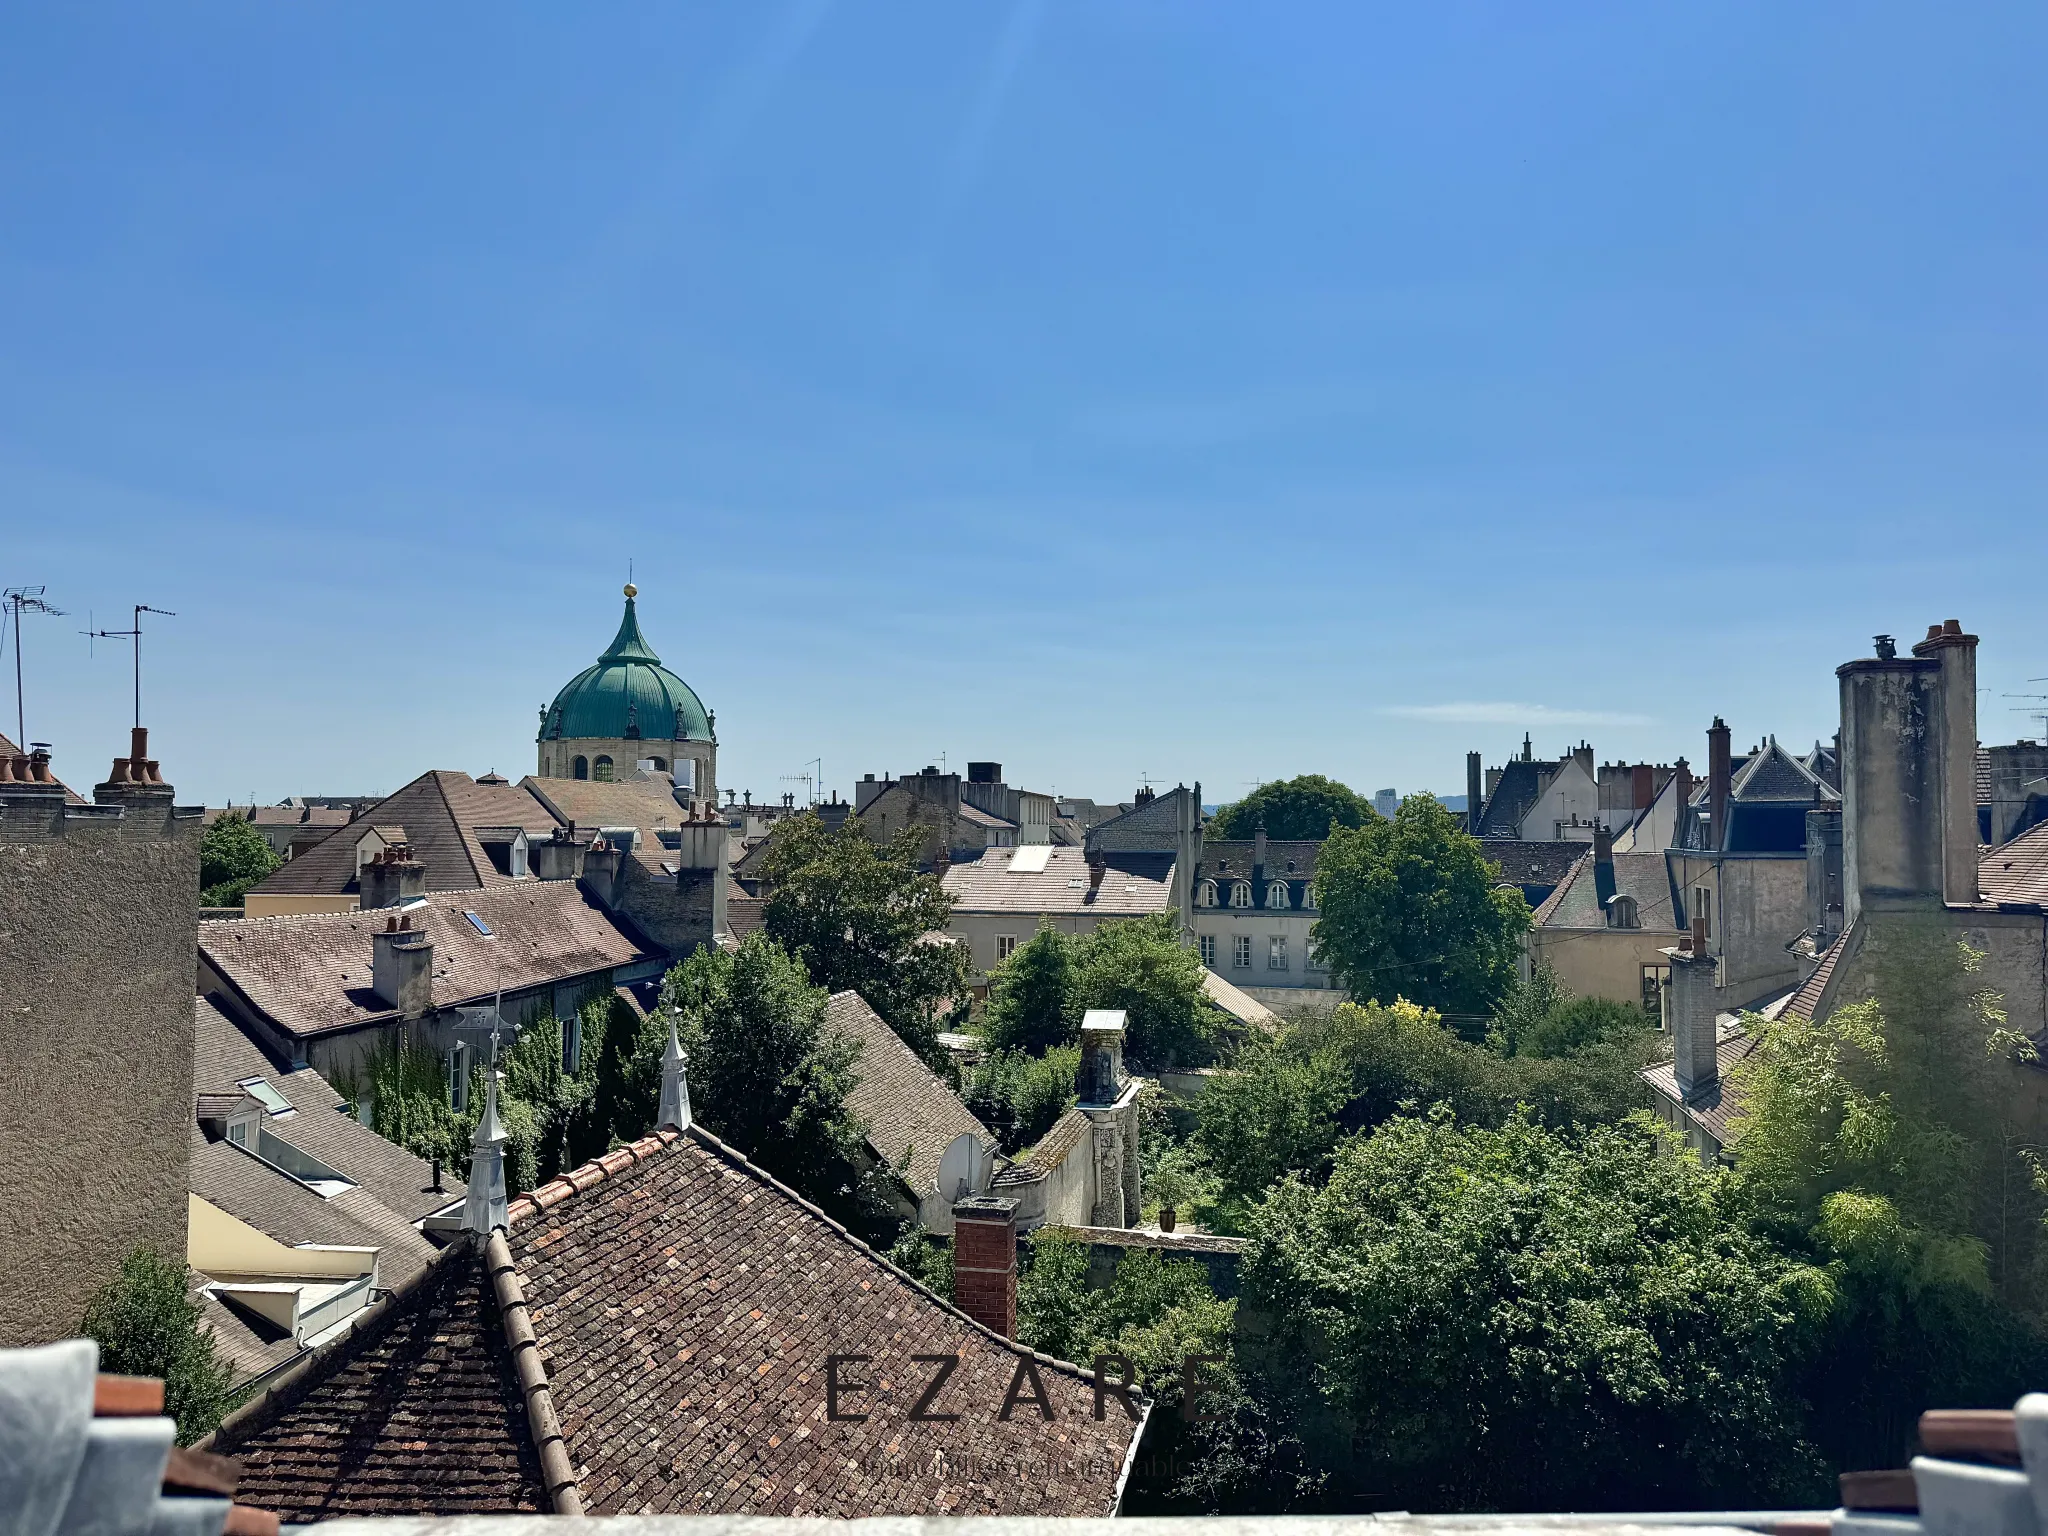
3,4,2044,808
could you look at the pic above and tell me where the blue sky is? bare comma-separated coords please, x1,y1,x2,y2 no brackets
2,3,2044,808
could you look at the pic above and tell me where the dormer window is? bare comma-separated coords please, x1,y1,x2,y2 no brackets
1267,881,1291,909
1607,894,1640,930
1197,880,1218,908
1231,881,1253,908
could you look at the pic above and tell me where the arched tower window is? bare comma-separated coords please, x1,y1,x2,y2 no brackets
572,756,589,780
1231,881,1252,908
594,755,615,782
650,756,668,771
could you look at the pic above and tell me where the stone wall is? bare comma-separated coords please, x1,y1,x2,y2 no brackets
0,786,200,1346
536,736,716,804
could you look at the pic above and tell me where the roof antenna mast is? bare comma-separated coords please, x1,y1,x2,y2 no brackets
4,586,66,746
88,604,177,730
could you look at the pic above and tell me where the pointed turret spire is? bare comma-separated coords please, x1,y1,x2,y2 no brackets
600,582,662,665
461,1067,510,1234
657,1013,692,1132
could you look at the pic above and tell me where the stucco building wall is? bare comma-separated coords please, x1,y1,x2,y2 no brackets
1527,924,1684,1010
0,785,200,1346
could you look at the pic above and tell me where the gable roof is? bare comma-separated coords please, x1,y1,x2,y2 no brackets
214,1124,1145,1518
200,882,653,1041
1084,786,1191,853
1530,851,1680,930
1777,938,1843,1024
249,771,559,898
519,774,687,846
1730,739,1837,803
1477,760,1549,838
941,845,1173,916
825,991,997,1198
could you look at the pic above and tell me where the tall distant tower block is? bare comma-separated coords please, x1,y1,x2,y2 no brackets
536,584,717,799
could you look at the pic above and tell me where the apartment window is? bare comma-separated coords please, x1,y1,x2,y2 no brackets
1197,880,1218,908
1641,964,1671,1024
996,934,1019,962
1267,881,1290,910
1233,934,1252,968
1231,881,1252,908
1199,934,1217,967
1269,936,1289,970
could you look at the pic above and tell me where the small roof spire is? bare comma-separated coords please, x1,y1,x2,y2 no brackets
462,1068,510,1235
657,1013,692,1132
600,585,661,666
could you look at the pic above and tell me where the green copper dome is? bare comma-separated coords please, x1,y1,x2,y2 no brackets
539,586,713,743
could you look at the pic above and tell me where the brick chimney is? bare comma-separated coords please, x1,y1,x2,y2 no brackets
951,1196,1018,1336
1911,619,1980,906
95,726,173,804
360,845,425,909
1085,848,1106,900
1707,719,1732,851
1466,751,1484,834
1632,763,1654,810
371,914,434,1020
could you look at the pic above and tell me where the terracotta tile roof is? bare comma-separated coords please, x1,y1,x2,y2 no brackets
0,729,87,803
211,1125,1143,1517
1982,820,2048,907
941,845,1173,917
825,991,997,1200
508,1127,1140,1514
248,805,354,830
211,1242,550,1519
249,771,558,898
519,775,686,844
1779,938,1843,1024
1641,1027,1762,1149
199,882,653,1041
726,888,766,939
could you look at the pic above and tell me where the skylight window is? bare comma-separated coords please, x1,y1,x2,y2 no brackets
237,1077,294,1117
464,911,493,937
1008,845,1052,873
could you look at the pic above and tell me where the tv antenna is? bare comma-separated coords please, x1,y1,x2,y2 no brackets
2006,681,2048,741
87,605,177,730
4,586,66,747
778,757,823,806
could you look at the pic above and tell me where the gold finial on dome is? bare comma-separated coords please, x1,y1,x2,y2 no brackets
623,582,638,598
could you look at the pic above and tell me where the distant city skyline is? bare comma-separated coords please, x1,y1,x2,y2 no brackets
4,4,2044,806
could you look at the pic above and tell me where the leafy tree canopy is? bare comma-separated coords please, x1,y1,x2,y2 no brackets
81,1245,239,1445
980,913,1217,1066
1311,795,1529,1017
1213,775,1374,841
759,812,965,1063
1488,963,1656,1059
962,1044,1078,1154
981,922,1078,1055
1196,998,1654,1211
1239,1109,1835,1511
199,813,280,907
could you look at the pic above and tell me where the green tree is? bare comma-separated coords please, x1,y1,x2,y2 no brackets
1311,795,1529,1016
80,1246,239,1445
981,922,1078,1054
1074,912,1215,1067
1239,1108,1834,1511
1213,775,1374,841
962,1044,1079,1154
198,813,280,907
759,811,965,1062
1488,964,1655,1059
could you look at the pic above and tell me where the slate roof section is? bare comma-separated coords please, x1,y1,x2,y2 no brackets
200,882,653,1042
1197,840,1322,878
249,771,558,899
941,845,1174,916
1982,820,2048,907
1730,740,1837,803
1477,760,1547,838
1530,851,1680,930
825,990,997,1200
1084,787,1191,853
1478,839,1587,893
211,1243,550,1519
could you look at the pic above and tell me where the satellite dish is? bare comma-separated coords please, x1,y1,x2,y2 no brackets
937,1133,983,1202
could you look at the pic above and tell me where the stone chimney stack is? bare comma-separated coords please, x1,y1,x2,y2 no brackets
533,824,587,882
581,836,625,908
1252,818,1268,880
1175,782,1201,937
1572,740,1594,778
1839,637,1944,930
95,726,174,806
462,1068,509,1235
371,914,434,1020
951,1196,1019,1336
656,1014,692,1132
1466,752,1484,834
1707,719,1732,852
1667,942,1720,1100
359,845,425,909
1911,619,1980,907
675,807,728,941
1673,757,1693,827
